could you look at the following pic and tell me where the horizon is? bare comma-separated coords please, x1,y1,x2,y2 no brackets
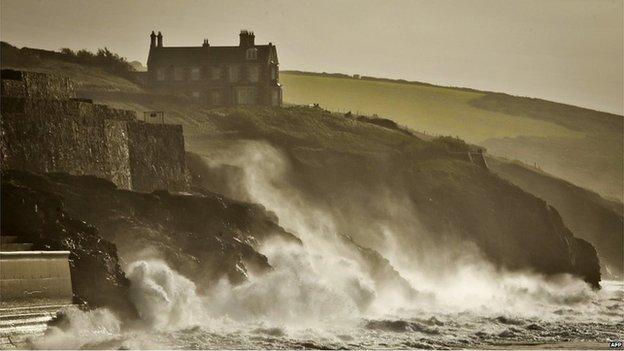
1,0,622,115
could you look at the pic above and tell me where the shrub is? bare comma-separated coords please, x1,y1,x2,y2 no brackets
1,42,135,80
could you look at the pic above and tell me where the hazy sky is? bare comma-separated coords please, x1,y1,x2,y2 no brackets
2,0,622,114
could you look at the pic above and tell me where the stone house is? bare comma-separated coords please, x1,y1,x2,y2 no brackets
146,30,282,106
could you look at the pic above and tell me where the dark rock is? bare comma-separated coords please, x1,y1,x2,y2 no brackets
1,170,135,317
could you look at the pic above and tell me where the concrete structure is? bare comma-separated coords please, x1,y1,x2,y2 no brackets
0,250,72,303
0,236,74,348
1,69,188,192
146,30,282,106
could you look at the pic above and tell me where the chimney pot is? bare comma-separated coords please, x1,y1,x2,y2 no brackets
157,31,163,47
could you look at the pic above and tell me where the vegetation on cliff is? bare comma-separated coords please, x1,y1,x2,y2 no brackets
280,71,623,202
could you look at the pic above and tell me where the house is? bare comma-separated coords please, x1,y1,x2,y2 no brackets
146,30,282,106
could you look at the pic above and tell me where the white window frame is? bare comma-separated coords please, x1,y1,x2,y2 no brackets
210,90,222,105
248,65,260,83
271,89,280,106
211,67,221,80
246,48,258,60
190,67,200,81
235,86,257,105
228,65,240,82
156,68,166,81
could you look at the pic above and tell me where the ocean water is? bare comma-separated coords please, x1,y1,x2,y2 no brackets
27,276,622,350
149,281,623,350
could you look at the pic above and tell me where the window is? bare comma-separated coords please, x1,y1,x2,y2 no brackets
270,65,277,80
211,67,221,80
271,89,280,106
228,65,240,82
174,67,184,81
235,87,257,105
156,68,165,81
191,91,200,98
248,65,259,83
246,48,258,60
190,67,200,81
209,90,222,105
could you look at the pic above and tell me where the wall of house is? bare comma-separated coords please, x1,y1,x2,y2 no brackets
147,61,280,106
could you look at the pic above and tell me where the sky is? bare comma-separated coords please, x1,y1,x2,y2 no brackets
1,0,622,114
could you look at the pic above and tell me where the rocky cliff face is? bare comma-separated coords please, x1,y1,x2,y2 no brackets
488,158,623,278
1,171,134,315
182,107,602,288
0,171,293,288
2,169,422,312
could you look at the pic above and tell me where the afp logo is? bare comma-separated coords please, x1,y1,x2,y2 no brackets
610,341,623,349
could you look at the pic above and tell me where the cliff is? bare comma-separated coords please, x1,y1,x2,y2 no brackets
0,170,293,287
488,158,623,277
1,171,133,315
182,107,602,288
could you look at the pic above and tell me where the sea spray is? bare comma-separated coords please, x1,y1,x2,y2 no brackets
126,259,206,331
195,141,604,319
29,307,122,349
204,239,370,327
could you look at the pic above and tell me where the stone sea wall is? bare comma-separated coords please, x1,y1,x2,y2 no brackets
1,69,187,192
128,122,187,191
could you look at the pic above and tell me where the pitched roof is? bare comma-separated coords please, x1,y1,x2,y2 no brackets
147,44,278,67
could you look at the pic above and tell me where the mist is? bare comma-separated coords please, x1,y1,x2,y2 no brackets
24,139,621,349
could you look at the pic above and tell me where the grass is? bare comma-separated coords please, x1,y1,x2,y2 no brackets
280,73,583,142
280,72,623,200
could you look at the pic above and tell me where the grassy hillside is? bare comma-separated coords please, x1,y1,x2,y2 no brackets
280,72,623,201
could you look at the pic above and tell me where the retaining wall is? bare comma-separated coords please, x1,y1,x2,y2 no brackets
1,70,75,99
1,69,188,192
0,251,73,303
128,122,187,192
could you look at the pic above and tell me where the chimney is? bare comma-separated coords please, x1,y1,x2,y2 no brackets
150,31,156,48
239,30,255,47
157,31,163,47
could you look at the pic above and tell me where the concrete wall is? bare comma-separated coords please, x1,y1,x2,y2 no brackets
0,251,73,303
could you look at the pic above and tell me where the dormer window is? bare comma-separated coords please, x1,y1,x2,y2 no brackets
246,48,257,60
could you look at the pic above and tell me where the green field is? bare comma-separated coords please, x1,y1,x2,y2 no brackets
281,72,623,200
281,73,582,142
